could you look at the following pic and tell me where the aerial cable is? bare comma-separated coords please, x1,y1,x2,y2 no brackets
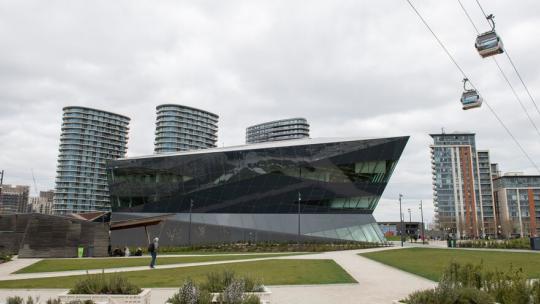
403,0,540,173
474,0,540,118
456,0,540,139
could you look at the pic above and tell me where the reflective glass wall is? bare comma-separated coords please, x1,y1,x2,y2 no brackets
108,137,408,215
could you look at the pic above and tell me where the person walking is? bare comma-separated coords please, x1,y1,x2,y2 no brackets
148,237,159,268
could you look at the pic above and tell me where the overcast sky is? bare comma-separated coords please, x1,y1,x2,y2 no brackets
1,0,539,224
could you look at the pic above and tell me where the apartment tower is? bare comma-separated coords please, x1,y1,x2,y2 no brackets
154,104,218,153
430,132,496,238
246,118,310,144
53,106,130,214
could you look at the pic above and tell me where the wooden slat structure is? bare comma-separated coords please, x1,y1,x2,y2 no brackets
0,213,109,258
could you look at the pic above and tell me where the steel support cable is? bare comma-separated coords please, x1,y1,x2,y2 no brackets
474,0,540,118
457,0,540,139
404,0,540,173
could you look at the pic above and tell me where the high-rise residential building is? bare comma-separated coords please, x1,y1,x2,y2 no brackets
477,150,497,236
154,104,218,154
30,190,55,214
0,184,29,214
53,106,130,214
493,173,540,238
430,132,496,238
246,118,310,144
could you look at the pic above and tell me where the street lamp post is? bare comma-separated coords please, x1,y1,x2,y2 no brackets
408,208,411,223
419,200,425,244
188,199,194,247
297,166,302,245
297,191,301,245
0,170,4,205
399,194,404,247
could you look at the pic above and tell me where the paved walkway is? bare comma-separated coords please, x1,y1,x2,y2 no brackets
0,258,41,278
0,253,321,281
0,246,436,303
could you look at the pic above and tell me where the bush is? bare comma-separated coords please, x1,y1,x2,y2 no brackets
241,295,261,304
168,280,202,304
6,296,23,304
69,272,141,295
404,286,494,304
458,238,530,250
532,281,540,304
201,271,263,293
0,253,12,264
170,271,263,304
404,261,540,304
5,297,45,304
134,241,388,255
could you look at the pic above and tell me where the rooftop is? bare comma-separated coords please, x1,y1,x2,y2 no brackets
119,135,408,161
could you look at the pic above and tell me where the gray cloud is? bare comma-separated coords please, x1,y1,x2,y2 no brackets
1,0,540,223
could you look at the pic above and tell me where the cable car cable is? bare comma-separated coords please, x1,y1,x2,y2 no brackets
474,0,540,118
456,0,540,138
403,0,540,173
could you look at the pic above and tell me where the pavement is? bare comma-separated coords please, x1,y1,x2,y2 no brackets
0,246,438,304
0,254,316,281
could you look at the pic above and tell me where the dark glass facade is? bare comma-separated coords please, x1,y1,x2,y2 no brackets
107,136,408,244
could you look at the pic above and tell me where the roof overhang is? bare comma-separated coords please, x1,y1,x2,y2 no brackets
109,214,174,230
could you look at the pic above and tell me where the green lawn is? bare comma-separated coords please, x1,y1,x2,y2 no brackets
0,259,356,288
16,253,302,274
360,247,540,281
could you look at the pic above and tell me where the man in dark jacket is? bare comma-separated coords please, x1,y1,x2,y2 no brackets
148,237,159,268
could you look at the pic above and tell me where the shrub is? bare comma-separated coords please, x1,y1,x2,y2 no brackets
403,286,494,304
6,296,23,304
168,280,198,304
243,277,264,293
168,280,213,304
220,279,245,304
458,238,531,250
241,295,261,304
0,253,12,263
4,297,45,304
531,281,540,304
405,261,540,304
46,299,62,304
136,241,387,255
198,290,213,304
69,272,141,295
201,271,262,293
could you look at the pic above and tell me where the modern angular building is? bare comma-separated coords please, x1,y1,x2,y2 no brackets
430,132,496,238
107,136,408,246
53,106,130,214
154,104,219,154
246,118,309,144
493,173,540,238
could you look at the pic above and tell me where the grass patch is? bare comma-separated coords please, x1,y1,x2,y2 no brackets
0,259,356,288
360,248,540,281
16,253,302,274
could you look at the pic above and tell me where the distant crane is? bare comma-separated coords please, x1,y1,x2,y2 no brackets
31,169,39,197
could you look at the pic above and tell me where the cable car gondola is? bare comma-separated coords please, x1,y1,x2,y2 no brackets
475,14,504,58
461,78,482,110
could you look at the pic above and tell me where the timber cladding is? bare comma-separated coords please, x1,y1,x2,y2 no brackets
0,213,109,258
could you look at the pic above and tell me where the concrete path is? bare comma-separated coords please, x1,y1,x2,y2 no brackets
0,257,41,278
0,246,437,303
0,254,320,281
